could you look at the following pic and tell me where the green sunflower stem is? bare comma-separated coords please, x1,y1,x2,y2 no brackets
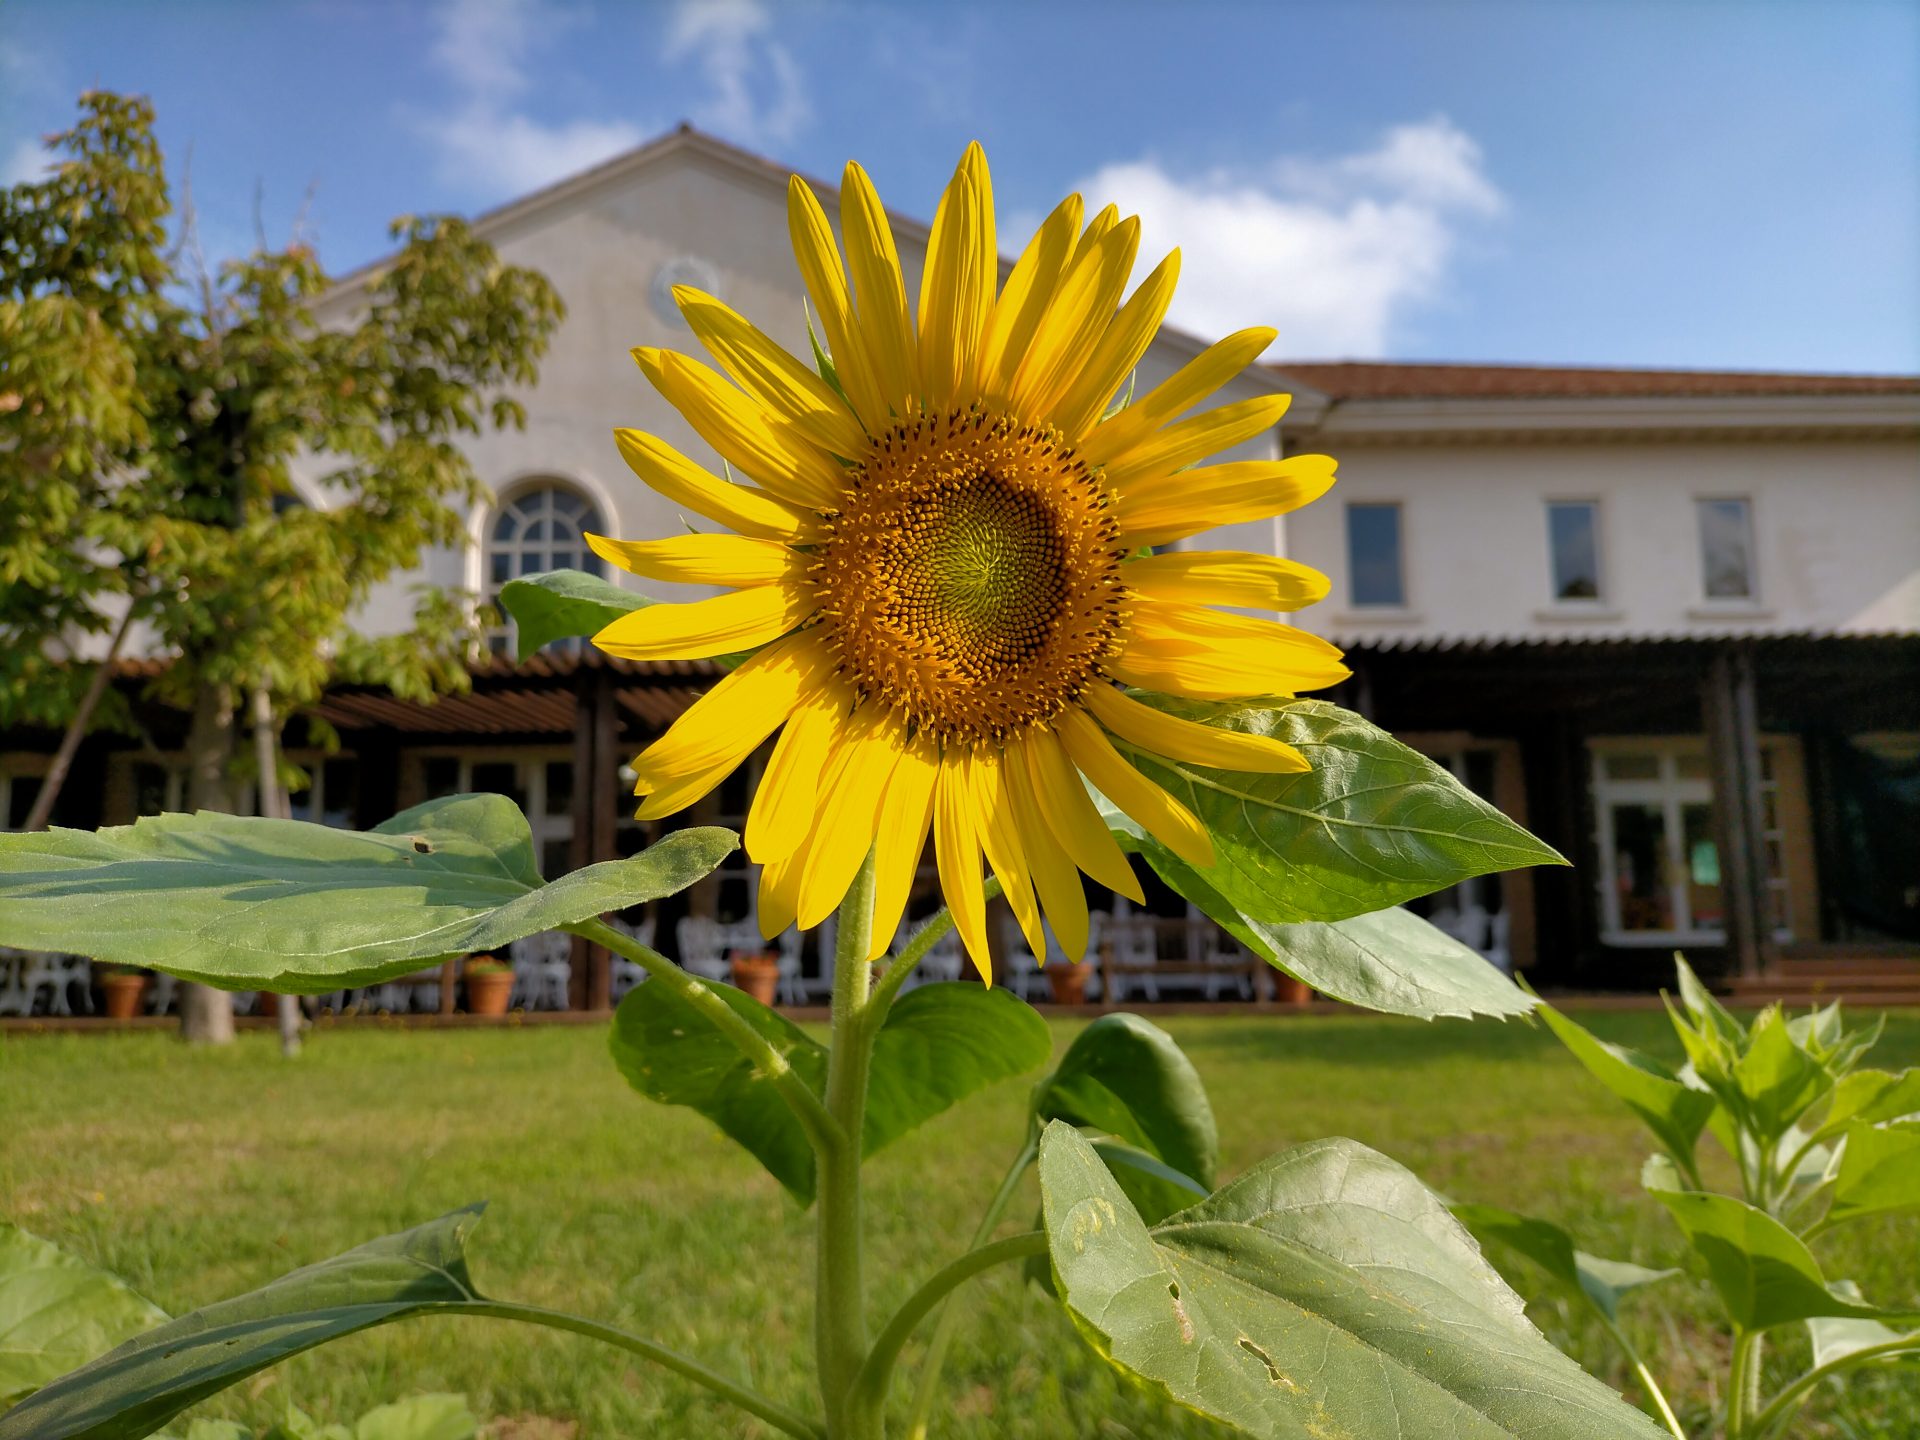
819,847,883,1439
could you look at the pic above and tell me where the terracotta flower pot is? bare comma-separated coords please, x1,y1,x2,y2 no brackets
466,967,514,1016
1047,960,1093,1006
1276,973,1313,1006
100,973,148,1020
255,991,281,1020
730,952,781,1007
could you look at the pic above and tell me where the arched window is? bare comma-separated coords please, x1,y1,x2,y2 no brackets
487,482,605,654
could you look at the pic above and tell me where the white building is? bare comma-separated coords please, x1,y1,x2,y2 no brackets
6,126,1917,999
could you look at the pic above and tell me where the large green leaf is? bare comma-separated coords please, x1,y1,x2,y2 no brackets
0,1226,168,1408
1538,1002,1719,1167
1032,1013,1217,1190
1039,1123,1668,1439
497,568,653,661
0,1210,486,1440
1112,697,1564,924
1451,1203,1676,1323
1147,841,1532,1019
609,980,1050,1203
1726,1007,1831,1144
1807,1284,1920,1371
1818,1068,1920,1140
1826,1122,1920,1228
0,797,734,993
348,1394,477,1440
1641,1159,1920,1330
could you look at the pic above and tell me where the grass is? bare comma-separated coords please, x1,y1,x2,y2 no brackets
3,1010,1918,1438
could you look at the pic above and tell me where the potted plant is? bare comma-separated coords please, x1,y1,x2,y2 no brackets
464,956,514,1016
1046,958,1094,1006
728,950,781,1007
95,964,149,1020
1275,971,1314,1006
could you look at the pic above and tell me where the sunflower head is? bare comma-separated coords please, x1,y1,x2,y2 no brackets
589,144,1347,977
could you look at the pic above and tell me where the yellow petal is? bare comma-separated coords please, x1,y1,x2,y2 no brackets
1114,454,1339,550
1085,682,1309,774
1113,600,1351,698
613,428,812,542
745,681,851,863
1049,248,1180,439
1074,204,1119,262
977,192,1083,403
798,713,904,929
1004,749,1090,962
1055,707,1214,871
593,581,816,662
788,175,887,428
969,748,1043,960
634,348,844,511
1102,393,1291,493
586,531,801,588
757,828,813,940
918,164,990,408
867,734,939,961
1080,326,1277,468
1123,550,1331,612
626,632,829,818
1018,730,1144,904
841,161,919,410
674,286,868,458
1008,216,1140,421
933,750,991,982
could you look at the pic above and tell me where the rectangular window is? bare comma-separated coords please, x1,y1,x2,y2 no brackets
1546,501,1602,601
1345,503,1405,608
1697,497,1756,600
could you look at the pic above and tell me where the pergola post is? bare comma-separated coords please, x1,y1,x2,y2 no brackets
1703,646,1771,979
586,665,619,1011
567,668,596,1010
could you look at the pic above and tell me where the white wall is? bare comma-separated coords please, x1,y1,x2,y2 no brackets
1280,435,1920,644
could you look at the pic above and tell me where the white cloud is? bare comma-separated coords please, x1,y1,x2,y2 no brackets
414,0,644,196
664,0,810,146
1074,117,1503,357
3,137,48,186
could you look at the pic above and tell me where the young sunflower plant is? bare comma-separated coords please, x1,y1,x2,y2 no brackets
0,149,1711,1440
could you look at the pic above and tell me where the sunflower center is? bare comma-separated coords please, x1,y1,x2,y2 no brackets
812,408,1125,743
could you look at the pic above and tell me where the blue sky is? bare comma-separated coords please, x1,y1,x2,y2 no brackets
4,0,1915,372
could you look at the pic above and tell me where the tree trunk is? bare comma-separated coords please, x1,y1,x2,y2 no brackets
179,684,236,1045
23,604,139,831
250,685,303,1057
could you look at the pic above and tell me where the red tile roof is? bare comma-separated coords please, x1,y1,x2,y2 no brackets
1268,361,1920,401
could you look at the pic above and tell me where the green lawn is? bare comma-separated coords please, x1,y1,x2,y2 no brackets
4,1011,1917,1438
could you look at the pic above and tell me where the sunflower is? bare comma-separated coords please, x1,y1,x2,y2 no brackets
588,144,1348,978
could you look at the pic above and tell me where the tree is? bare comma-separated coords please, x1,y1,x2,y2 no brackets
0,92,566,1040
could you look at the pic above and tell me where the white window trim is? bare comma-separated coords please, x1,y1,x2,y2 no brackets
1543,496,1607,608
1343,499,1411,611
1694,493,1761,606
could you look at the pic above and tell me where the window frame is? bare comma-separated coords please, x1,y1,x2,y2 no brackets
1590,736,1793,947
484,481,608,653
1543,498,1606,605
1343,500,1409,611
1694,494,1760,604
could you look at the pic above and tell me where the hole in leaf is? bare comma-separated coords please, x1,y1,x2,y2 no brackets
411,838,433,854
1239,1337,1290,1387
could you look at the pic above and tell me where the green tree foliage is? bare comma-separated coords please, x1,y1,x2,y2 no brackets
0,89,564,804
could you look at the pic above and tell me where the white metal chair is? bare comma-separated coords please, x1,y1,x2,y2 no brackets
1106,915,1160,1003
1485,910,1514,975
508,931,572,1010
997,914,1044,1001
674,917,733,984
773,925,807,1005
607,914,656,1001
19,952,89,1016
1187,904,1252,1001
0,949,30,1017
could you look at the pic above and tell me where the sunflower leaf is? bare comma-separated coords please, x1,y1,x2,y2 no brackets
609,980,1051,1203
0,797,735,993
497,567,654,660
1040,1123,1671,1439
1113,696,1565,923
0,1227,169,1409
